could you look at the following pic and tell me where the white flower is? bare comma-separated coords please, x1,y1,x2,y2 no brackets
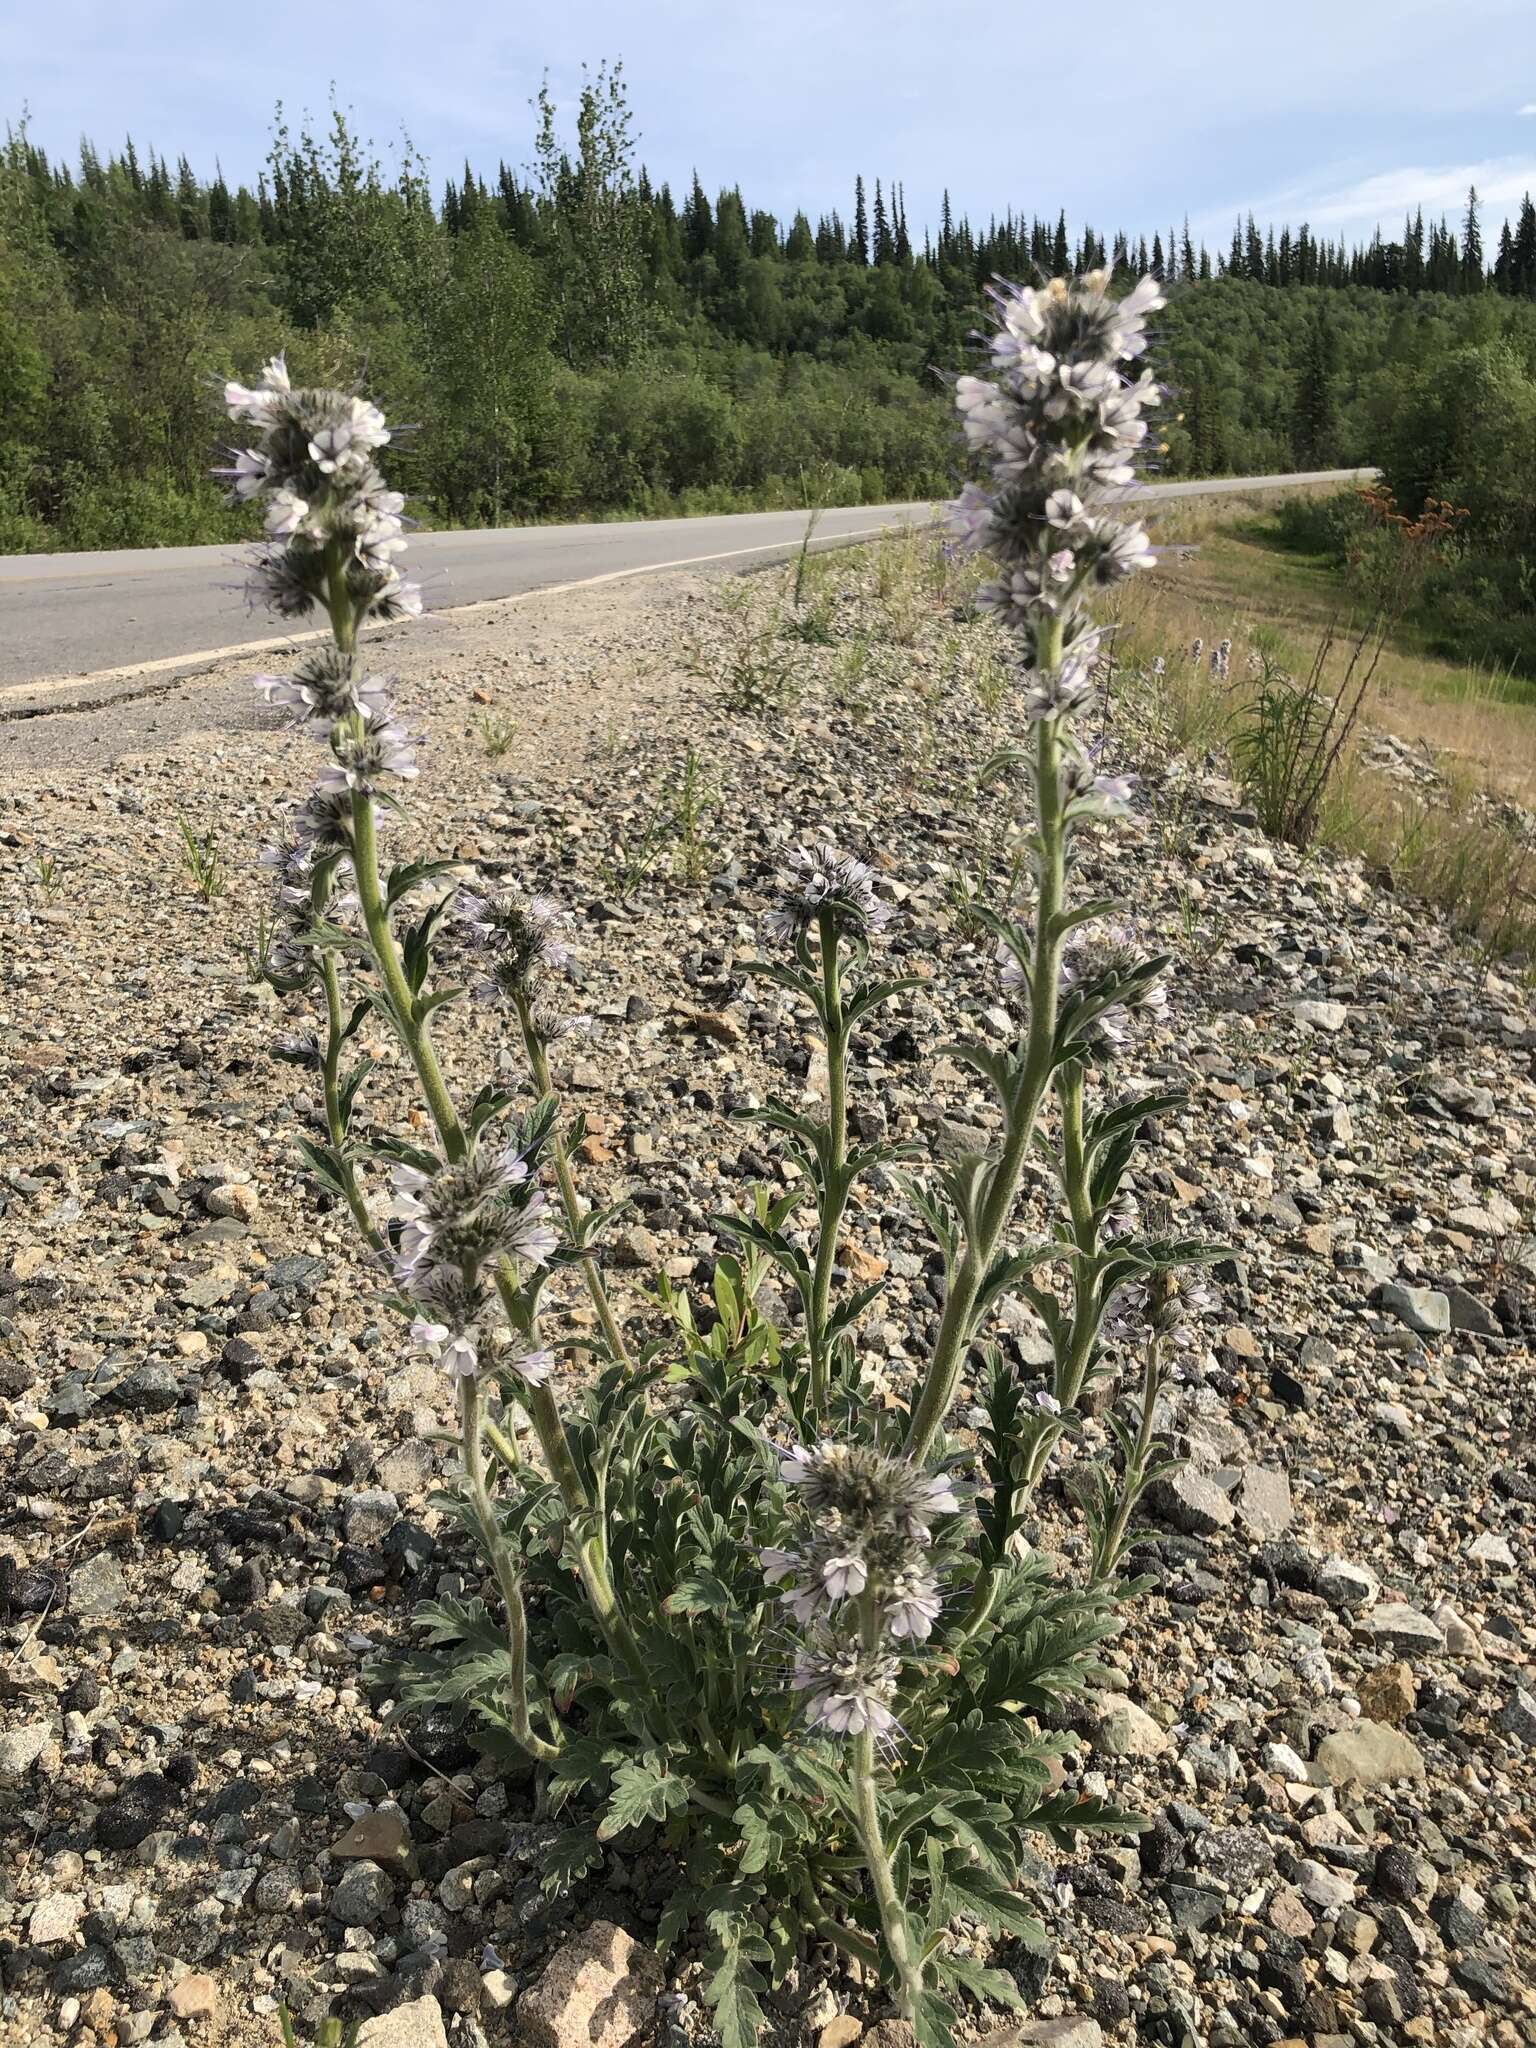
508,1348,554,1386
885,1569,943,1641
820,1554,868,1602
223,448,271,499
309,425,358,475
410,1317,479,1380
264,490,310,539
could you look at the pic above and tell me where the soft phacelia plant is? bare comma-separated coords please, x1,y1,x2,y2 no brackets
229,292,1222,2048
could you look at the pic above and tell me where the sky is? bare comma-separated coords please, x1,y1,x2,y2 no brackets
6,0,1536,253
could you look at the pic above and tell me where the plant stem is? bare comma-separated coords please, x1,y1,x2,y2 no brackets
349,792,467,1162
905,621,1068,1464
317,555,650,1724
808,907,849,1420
849,1607,924,2019
799,1879,881,1970
458,1372,562,1762
319,952,381,1247
514,994,632,1367
1092,1331,1163,1585
487,1257,653,1696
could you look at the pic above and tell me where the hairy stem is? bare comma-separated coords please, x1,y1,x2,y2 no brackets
1091,1330,1164,1585
849,1603,924,2019
905,620,1068,1464
349,791,467,1162
318,951,381,1247
514,993,632,1367
316,546,647,1726
808,907,849,1420
459,1373,562,1762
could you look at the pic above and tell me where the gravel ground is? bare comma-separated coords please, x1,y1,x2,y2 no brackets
2,545,1534,2048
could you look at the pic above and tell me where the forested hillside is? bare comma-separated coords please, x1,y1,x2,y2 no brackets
3,70,1536,564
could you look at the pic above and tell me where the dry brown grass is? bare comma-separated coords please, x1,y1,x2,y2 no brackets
1125,505,1536,808
1115,497,1536,964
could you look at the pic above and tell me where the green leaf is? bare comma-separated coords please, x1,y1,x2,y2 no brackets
292,1135,349,1196
734,1804,775,1877
909,1987,959,2048
932,1949,1026,2011
597,1756,694,1839
539,1828,604,1898
939,1862,1048,1945
656,1892,694,1951
703,1928,771,2048
386,857,462,908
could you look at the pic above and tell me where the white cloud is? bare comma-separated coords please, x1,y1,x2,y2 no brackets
1201,155,1536,245
1521,103,1536,115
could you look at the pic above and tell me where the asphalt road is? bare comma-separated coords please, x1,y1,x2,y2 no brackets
0,469,1376,701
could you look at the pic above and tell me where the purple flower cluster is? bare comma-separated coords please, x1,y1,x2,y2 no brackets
765,1441,962,1739
765,843,895,947
388,1138,559,1385
944,271,1164,696
220,355,420,624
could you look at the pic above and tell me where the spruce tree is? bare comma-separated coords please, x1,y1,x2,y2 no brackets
872,178,892,264
851,175,869,264
1462,185,1484,289
682,172,714,260
1292,307,1338,465
1514,194,1536,297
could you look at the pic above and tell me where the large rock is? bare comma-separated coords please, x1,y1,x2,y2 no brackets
1316,1556,1380,1611
1439,1284,1502,1338
344,1490,399,1546
1496,1688,1536,1746
1314,1721,1426,1790
29,1892,83,1945
1091,1700,1168,1759
1147,1469,1235,1537
1358,1662,1417,1727
1373,1284,1450,1337
1361,1602,1444,1653
1234,1466,1293,1539
332,1859,395,1928
332,1811,413,1864
0,1721,51,1782
1290,1000,1348,1033
69,1552,129,1618
518,1920,661,2048
356,1998,448,2048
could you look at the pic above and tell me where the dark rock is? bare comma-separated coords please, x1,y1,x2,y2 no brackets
437,1956,483,2016
95,1772,180,1850
63,1672,101,1715
1193,1825,1275,1889
1089,1977,1131,2028
1372,1845,1420,1904
219,1560,267,1608
150,1499,188,1542
1165,1883,1224,1931
266,1254,329,1294
52,1946,119,1993
110,1364,183,1412
1139,1817,1183,1880
0,1559,61,1614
